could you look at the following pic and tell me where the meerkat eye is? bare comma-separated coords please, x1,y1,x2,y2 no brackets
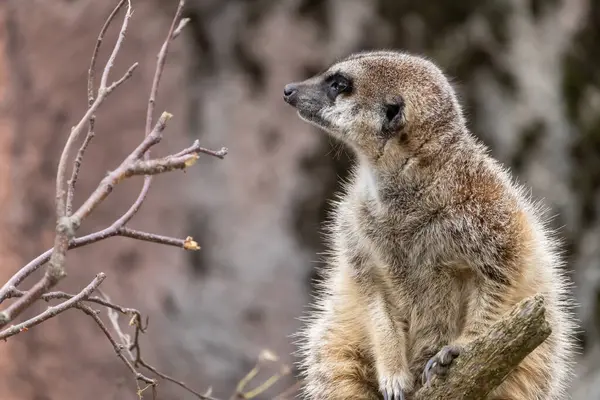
326,73,352,100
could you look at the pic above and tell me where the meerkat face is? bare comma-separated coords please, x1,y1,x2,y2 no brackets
283,50,461,159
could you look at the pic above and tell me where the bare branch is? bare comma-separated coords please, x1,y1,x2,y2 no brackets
0,110,169,326
114,0,187,232
71,112,172,223
88,0,128,103
6,288,140,317
67,132,95,216
67,62,138,216
106,62,139,92
0,273,106,340
137,358,219,400
127,153,200,176
0,114,213,304
174,139,228,159
0,230,118,304
56,0,133,221
0,221,201,305
0,0,139,330
100,291,218,400
113,176,153,228
99,0,133,90
76,303,155,386
0,1,234,399
146,0,184,135
119,228,200,250
414,294,552,400
172,18,190,39
66,0,129,216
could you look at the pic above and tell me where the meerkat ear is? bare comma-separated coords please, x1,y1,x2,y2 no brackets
382,97,405,136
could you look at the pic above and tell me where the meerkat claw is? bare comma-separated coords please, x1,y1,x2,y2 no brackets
382,389,405,400
380,376,406,400
422,345,463,386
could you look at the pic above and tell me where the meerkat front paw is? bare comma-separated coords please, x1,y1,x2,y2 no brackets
378,368,413,400
421,344,463,386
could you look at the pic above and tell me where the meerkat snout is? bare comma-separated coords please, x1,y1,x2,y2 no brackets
283,83,299,105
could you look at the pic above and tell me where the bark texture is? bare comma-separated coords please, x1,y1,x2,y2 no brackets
414,295,551,400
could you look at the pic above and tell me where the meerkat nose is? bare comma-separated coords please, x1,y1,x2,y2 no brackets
283,83,299,105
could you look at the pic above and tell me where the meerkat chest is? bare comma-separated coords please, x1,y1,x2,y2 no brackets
348,198,433,272
337,216,436,304
337,201,469,336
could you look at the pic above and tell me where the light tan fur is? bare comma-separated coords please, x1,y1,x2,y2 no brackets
283,50,577,400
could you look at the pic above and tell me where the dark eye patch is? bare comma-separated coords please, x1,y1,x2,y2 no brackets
325,72,353,101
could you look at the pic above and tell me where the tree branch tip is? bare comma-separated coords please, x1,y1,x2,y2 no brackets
172,18,190,39
217,147,228,158
513,293,547,320
96,272,107,280
160,111,173,122
183,236,200,251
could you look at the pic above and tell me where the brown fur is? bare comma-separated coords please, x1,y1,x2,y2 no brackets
284,50,577,399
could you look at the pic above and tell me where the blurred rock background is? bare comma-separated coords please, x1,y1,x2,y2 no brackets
0,0,599,398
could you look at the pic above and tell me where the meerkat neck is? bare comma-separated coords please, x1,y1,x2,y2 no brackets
355,128,478,207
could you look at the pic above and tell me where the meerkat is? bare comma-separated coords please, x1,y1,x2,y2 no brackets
282,50,577,400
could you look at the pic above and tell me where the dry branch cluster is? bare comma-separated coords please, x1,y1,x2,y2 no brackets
0,0,553,399
0,0,227,398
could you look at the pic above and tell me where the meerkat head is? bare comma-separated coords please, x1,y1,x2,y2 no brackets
283,50,465,165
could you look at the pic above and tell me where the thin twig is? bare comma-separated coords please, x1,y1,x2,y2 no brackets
174,140,228,159
0,273,106,340
172,18,190,39
137,358,219,400
0,229,118,304
66,0,128,216
101,291,218,400
127,153,200,176
56,0,133,221
115,0,186,232
146,0,184,135
6,288,141,317
99,0,132,91
71,112,172,223
106,62,139,92
76,303,155,386
0,193,205,305
66,61,139,216
0,226,200,305
119,228,200,250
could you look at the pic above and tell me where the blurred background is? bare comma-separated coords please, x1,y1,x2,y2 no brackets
0,0,599,399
